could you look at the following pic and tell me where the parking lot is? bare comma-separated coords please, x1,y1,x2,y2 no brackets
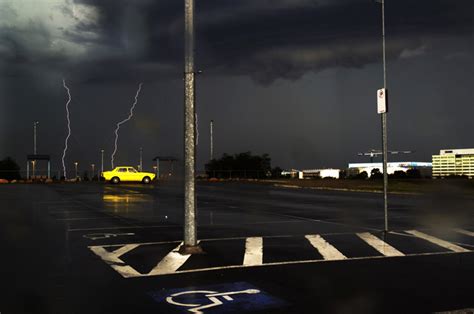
1,181,473,313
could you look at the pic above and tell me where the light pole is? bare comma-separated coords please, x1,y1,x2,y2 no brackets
139,147,143,171
91,164,95,179
33,121,39,155
180,0,202,254
100,149,104,176
376,0,389,232
210,120,214,160
33,121,39,178
74,161,78,179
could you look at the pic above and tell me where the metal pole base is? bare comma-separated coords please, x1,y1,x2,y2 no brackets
179,244,205,255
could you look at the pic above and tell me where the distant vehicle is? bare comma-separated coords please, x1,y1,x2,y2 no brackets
101,167,156,184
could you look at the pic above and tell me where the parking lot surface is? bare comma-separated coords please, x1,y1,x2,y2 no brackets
0,181,473,313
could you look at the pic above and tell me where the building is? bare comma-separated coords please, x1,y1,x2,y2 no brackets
302,169,341,179
281,169,341,179
348,162,432,178
432,148,474,178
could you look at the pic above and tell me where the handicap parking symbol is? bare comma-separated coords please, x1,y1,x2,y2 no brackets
149,282,287,313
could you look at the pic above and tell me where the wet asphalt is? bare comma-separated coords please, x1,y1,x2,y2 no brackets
0,180,473,314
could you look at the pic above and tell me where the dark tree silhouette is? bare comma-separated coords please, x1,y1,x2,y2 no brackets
206,152,274,179
370,168,383,179
0,157,21,181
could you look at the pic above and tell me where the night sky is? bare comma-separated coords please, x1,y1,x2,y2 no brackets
0,0,473,176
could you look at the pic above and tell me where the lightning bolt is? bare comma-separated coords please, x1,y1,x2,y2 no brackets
61,79,72,179
195,112,199,146
111,83,143,169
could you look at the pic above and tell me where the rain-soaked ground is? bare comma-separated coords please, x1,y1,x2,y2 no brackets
0,180,473,314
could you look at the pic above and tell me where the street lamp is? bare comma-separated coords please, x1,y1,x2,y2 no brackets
33,121,39,155
74,161,79,179
210,120,214,160
100,149,104,178
91,164,95,179
139,147,143,171
33,121,39,178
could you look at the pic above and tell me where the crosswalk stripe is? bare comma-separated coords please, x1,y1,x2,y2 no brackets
406,230,470,253
305,235,347,260
148,243,192,276
357,232,405,257
243,237,263,266
454,228,474,237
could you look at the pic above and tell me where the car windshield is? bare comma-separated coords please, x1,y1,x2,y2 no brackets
128,168,138,173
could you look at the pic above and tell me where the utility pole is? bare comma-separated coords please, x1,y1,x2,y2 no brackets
180,0,202,254
210,120,214,160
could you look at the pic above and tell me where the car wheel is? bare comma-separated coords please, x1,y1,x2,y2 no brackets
142,176,151,184
111,177,120,184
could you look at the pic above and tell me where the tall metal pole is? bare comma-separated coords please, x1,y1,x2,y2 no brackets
381,0,389,232
33,121,38,178
33,121,38,155
181,0,201,254
210,120,214,160
100,150,104,174
139,147,143,171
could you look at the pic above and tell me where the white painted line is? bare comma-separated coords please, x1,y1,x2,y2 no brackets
90,244,142,278
106,250,467,279
148,243,193,276
406,230,470,253
57,217,115,221
90,231,392,249
69,225,177,232
90,244,140,264
305,235,347,260
243,237,263,266
356,232,404,257
454,228,474,237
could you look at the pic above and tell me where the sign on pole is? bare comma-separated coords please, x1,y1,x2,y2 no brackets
377,88,388,114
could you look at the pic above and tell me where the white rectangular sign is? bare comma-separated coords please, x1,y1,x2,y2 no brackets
377,88,387,114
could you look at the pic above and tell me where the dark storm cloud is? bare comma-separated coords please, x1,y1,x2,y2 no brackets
1,0,471,84
62,0,474,84
0,0,472,173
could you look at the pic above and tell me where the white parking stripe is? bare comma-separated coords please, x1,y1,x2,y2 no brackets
305,234,347,260
454,228,474,237
148,243,193,276
357,232,404,257
243,237,263,266
406,230,470,253
90,244,140,264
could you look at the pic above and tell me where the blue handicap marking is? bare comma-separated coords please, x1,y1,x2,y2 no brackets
149,282,288,313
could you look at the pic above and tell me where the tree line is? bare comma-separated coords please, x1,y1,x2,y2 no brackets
205,152,282,179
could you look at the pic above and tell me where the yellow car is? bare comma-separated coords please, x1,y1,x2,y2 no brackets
102,166,156,184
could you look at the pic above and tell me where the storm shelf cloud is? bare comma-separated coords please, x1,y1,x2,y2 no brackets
0,0,473,172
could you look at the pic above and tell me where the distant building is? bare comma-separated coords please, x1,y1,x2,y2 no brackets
348,162,432,178
432,148,474,178
302,169,341,179
281,169,341,179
